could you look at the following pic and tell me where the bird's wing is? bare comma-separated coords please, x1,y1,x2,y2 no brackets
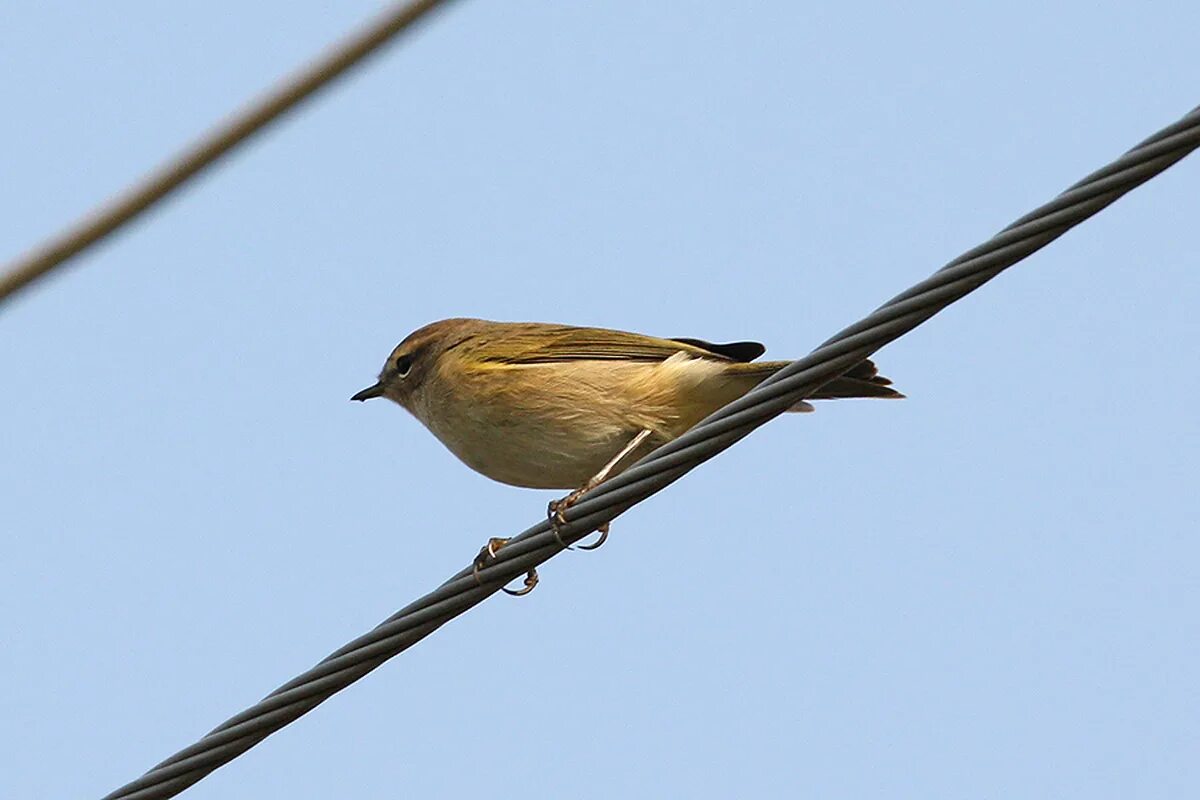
480,324,765,365
667,337,765,362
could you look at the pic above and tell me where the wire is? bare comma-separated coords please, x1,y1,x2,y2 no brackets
98,104,1200,800
0,0,459,307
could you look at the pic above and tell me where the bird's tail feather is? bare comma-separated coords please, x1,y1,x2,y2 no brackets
732,357,903,412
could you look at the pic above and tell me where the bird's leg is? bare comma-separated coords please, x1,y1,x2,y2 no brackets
550,428,653,551
473,537,538,597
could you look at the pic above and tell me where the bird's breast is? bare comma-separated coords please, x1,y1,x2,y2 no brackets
409,357,738,489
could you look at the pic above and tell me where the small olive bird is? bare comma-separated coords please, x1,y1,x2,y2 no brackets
353,318,902,594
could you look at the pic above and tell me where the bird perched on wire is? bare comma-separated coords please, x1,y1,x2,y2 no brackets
352,318,902,594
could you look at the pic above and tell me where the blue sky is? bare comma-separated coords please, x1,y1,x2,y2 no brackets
3,2,1198,798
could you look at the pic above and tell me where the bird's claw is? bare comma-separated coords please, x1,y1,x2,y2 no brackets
548,498,575,550
577,522,609,551
502,570,539,596
472,537,539,597
548,494,609,551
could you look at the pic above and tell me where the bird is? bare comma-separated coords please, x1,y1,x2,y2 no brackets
352,318,902,594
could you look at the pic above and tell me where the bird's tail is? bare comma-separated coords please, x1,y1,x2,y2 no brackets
732,358,903,412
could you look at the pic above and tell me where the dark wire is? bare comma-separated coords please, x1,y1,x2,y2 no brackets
0,0,459,307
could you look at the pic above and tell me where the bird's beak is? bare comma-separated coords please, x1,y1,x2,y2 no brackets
351,382,385,402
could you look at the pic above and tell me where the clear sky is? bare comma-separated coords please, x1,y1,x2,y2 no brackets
3,2,1197,798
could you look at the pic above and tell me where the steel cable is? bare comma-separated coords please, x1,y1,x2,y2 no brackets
101,104,1200,799
0,0,459,307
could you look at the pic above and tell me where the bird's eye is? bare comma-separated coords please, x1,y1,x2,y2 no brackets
395,354,413,377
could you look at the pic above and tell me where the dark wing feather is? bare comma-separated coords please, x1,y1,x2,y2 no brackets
669,337,765,362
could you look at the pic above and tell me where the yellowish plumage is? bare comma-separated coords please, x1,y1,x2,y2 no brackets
354,318,901,490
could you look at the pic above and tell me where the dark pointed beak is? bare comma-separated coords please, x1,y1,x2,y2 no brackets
351,382,385,402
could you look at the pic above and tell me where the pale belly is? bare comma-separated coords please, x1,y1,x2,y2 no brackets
420,398,660,489
409,358,753,489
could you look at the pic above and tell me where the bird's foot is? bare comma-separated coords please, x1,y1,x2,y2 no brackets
548,493,610,551
472,536,538,597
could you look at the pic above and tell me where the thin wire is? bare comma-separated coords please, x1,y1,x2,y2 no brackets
0,0,459,307
100,105,1200,799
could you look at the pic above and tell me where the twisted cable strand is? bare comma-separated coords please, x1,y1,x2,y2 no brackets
102,104,1200,799
0,0,459,306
